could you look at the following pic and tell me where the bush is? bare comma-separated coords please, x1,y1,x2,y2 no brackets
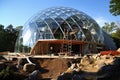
0,66,20,80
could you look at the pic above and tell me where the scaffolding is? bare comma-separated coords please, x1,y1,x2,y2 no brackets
68,40,72,55
61,29,72,55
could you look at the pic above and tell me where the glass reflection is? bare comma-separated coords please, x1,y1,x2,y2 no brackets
15,7,104,53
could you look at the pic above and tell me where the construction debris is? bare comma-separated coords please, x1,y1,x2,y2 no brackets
57,54,120,80
1,53,120,80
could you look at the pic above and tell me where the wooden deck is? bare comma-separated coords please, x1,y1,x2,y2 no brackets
3,53,82,60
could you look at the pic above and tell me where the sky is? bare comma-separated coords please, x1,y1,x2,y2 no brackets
0,0,120,28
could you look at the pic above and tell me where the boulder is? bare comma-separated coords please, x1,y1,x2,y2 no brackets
94,60,106,69
0,56,7,61
23,63,35,72
27,70,41,80
57,73,72,80
17,58,28,69
112,57,120,66
117,48,120,53
0,62,7,71
97,63,120,80
80,55,91,66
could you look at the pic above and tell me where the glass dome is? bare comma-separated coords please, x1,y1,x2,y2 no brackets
15,7,104,53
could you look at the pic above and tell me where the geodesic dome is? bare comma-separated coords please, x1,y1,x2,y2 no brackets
15,7,104,53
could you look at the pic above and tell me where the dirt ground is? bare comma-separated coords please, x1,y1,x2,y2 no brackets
1,54,120,80
40,58,71,79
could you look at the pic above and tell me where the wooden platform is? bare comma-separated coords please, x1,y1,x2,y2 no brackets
4,54,82,60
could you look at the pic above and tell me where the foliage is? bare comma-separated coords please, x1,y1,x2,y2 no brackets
109,0,120,16
0,24,22,52
0,24,4,29
0,66,25,80
111,28,120,48
0,66,18,80
102,22,120,48
102,22,118,34
15,26,23,32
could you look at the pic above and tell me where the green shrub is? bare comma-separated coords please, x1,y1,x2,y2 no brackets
0,66,19,80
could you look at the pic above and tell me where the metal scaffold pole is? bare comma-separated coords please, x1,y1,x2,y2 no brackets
68,40,72,55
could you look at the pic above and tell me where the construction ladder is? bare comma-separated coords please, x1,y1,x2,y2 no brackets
62,40,68,53
68,40,72,55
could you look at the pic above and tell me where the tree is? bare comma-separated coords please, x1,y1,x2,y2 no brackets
15,26,23,31
102,22,118,34
0,24,4,29
4,24,16,52
0,24,22,52
0,24,6,51
102,22,120,48
111,28,120,48
116,21,120,28
4,25,22,52
109,0,120,16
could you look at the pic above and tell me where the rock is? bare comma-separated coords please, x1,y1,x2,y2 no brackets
112,57,120,66
80,55,96,66
97,63,120,80
72,74,81,80
23,63,35,72
17,58,28,69
117,48,120,52
94,62,106,70
80,55,91,65
0,62,7,71
0,56,7,61
27,70,41,80
57,73,72,80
